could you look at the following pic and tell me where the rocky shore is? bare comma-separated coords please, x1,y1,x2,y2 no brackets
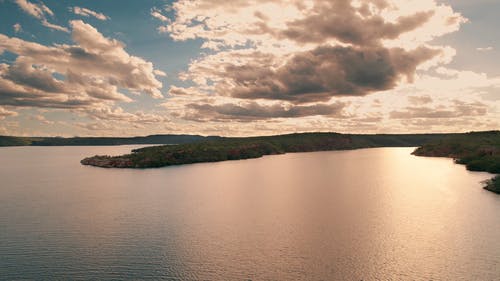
81,156,135,168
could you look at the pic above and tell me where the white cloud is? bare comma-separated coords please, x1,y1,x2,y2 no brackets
154,0,499,134
159,1,463,114
41,20,69,33
0,20,165,119
15,0,68,32
151,7,169,22
153,69,167,77
72,7,109,21
15,0,53,19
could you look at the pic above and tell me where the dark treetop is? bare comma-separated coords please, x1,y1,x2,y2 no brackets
79,131,453,169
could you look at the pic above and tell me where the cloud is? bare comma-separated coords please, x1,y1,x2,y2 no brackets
280,3,434,46
477,46,494,52
72,7,109,21
390,100,488,119
0,20,164,113
153,69,167,77
15,0,53,19
215,45,440,103
0,107,18,119
31,114,54,124
183,101,347,121
40,20,69,33
15,0,68,32
13,23,22,33
407,95,432,105
151,7,169,22
163,0,465,49
85,106,169,124
155,0,470,123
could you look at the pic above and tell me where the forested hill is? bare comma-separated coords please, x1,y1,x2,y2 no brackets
0,132,453,147
79,132,467,169
78,131,500,194
0,134,220,146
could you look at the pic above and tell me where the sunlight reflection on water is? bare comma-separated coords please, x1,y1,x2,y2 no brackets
0,146,498,280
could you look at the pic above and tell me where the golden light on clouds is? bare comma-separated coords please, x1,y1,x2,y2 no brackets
0,0,498,136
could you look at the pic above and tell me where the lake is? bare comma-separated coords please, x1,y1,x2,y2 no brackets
0,146,499,280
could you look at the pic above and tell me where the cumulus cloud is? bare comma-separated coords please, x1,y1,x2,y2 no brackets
164,0,465,49
15,0,68,32
217,46,440,103
72,7,109,21
157,0,469,123
280,3,434,46
0,20,164,115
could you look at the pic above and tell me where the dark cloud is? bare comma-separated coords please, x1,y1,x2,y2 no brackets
3,60,66,93
219,45,439,103
184,101,346,121
281,1,434,46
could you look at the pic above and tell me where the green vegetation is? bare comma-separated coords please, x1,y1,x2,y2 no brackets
0,136,44,146
412,131,500,194
484,177,500,194
80,131,500,194
0,134,216,146
6,131,497,194
80,132,452,168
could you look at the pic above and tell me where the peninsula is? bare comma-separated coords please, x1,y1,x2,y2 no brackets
80,131,500,194
80,132,444,167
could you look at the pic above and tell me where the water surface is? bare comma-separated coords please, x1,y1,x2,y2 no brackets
0,146,499,280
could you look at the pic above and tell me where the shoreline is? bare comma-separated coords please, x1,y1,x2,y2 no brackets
80,131,500,194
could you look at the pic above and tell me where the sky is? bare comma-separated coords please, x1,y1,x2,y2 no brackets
0,0,499,137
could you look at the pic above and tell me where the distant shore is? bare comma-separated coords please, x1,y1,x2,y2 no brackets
0,134,218,147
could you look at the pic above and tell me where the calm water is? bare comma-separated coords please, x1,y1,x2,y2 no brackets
0,146,499,280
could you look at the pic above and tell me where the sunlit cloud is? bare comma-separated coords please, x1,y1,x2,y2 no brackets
0,0,499,136
0,20,165,124
71,7,109,21
158,0,482,129
15,0,69,32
